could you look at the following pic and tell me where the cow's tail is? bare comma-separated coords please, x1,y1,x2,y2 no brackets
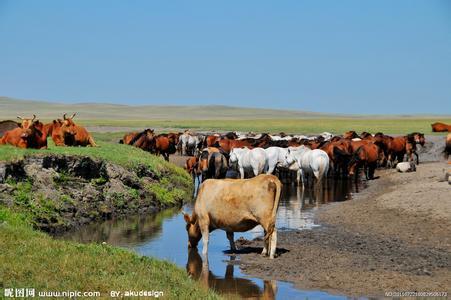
264,177,282,244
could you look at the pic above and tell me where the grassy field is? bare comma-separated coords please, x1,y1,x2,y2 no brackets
0,133,219,299
0,207,219,299
76,118,451,135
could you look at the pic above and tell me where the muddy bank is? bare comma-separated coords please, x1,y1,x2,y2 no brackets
236,161,451,297
0,154,189,233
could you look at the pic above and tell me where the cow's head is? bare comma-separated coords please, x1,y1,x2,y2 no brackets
17,115,36,129
183,213,201,248
62,113,77,136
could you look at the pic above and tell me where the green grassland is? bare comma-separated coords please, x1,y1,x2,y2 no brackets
0,207,219,299
0,133,219,299
77,118,451,135
2,96,450,135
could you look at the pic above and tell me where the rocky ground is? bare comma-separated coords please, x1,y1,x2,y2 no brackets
235,159,451,297
0,154,185,233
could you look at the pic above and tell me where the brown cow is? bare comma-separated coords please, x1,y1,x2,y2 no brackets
0,127,30,148
431,122,451,132
17,115,36,129
348,144,380,180
186,248,277,300
45,119,65,146
183,174,281,259
0,120,20,137
60,113,97,147
0,120,47,149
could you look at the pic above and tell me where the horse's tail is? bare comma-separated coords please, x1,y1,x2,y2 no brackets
264,176,282,245
316,153,329,185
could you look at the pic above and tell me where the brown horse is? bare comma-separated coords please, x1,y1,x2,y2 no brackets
348,144,380,180
386,136,407,168
431,122,451,132
198,149,228,182
343,130,359,139
152,133,178,161
406,132,425,164
185,156,201,182
124,129,155,151
321,139,353,176
218,139,253,154
445,133,451,159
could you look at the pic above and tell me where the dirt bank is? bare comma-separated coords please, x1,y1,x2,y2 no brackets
0,154,190,233
235,161,451,297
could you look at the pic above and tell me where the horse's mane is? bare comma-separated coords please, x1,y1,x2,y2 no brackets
129,129,152,145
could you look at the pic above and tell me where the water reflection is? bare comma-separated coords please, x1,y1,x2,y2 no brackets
59,207,180,247
187,249,277,299
60,177,362,299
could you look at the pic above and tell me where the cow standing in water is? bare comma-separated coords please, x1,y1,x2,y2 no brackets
183,174,281,259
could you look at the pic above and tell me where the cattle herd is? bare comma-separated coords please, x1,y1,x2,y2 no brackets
0,114,96,148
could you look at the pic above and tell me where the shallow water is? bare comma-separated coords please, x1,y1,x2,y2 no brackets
61,178,365,299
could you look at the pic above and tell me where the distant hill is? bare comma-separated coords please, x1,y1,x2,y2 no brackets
0,96,333,120
1,96,449,121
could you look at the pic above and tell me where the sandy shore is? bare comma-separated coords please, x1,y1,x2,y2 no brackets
235,161,451,297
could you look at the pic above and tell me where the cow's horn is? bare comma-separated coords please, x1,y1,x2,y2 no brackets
32,114,36,121
63,113,67,120
71,113,76,119
17,116,23,120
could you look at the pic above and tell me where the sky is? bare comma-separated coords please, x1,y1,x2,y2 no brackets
0,0,450,114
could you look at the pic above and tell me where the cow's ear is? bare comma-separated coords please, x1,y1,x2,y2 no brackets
183,213,191,224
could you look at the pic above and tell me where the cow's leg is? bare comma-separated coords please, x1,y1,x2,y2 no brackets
200,224,210,257
261,230,268,256
86,136,97,147
226,232,236,252
269,229,278,259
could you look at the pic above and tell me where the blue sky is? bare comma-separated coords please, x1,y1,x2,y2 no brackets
0,0,450,114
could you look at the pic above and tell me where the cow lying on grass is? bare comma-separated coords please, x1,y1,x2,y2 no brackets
46,113,97,147
183,174,281,259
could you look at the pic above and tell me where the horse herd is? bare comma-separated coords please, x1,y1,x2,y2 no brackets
120,128,431,186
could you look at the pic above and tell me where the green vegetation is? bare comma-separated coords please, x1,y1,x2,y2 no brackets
0,207,219,299
81,118,450,135
0,134,193,205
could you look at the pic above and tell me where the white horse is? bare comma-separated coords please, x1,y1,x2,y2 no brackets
229,147,267,179
180,132,200,156
264,147,290,174
284,146,330,187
